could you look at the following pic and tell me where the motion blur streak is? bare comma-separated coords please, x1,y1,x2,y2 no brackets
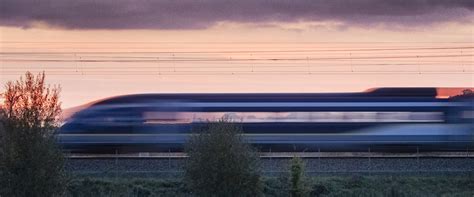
57,88,474,153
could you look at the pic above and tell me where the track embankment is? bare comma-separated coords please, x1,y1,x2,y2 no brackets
66,152,474,177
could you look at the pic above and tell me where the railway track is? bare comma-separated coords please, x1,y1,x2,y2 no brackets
65,154,474,177
65,151,474,159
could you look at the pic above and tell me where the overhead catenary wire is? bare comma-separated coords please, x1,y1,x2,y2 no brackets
1,42,472,76
1,54,472,63
1,46,473,54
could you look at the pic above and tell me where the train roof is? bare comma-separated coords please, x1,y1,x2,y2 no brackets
89,88,444,106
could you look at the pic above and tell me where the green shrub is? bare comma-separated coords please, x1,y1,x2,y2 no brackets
63,176,474,197
310,184,329,197
66,178,190,197
184,119,262,197
289,156,310,197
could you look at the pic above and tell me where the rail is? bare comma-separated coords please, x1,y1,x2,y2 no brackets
65,151,473,159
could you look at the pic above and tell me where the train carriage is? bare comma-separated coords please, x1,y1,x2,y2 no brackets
58,88,474,153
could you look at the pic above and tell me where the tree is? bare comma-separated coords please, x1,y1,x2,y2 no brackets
0,111,5,171
0,72,67,197
184,119,262,197
289,156,309,197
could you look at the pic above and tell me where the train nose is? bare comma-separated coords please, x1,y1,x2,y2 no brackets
56,120,77,137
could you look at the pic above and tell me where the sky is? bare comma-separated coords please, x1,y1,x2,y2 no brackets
0,0,473,108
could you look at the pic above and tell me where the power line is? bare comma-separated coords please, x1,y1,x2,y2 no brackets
2,70,473,76
2,41,473,44
2,51,470,60
1,54,472,62
2,63,472,70
1,46,472,54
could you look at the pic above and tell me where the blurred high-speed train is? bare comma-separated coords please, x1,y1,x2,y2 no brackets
58,88,474,153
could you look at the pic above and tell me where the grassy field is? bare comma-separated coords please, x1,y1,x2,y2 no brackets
65,175,474,197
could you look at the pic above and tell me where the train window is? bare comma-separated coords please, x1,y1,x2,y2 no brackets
141,111,444,124
143,112,193,124
76,107,143,126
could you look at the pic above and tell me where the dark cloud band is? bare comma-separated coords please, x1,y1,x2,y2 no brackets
1,0,472,29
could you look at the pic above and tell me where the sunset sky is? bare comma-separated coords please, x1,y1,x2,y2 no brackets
1,0,473,108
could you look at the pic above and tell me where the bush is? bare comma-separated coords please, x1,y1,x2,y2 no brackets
0,72,67,197
63,176,474,197
184,119,262,197
263,176,290,197
65,178,190,197
289,156,310,197
310,184,329,197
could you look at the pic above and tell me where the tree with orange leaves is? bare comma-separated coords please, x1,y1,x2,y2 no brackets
0,72,66,197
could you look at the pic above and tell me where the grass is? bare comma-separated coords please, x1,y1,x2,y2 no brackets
65,175,474,197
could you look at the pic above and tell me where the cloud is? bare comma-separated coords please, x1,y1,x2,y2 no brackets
0,0,472,30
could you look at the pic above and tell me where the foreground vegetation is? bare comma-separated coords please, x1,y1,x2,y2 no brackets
185,119,262,196
1,72,66,197
2,72,473,196
65,176,474,197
